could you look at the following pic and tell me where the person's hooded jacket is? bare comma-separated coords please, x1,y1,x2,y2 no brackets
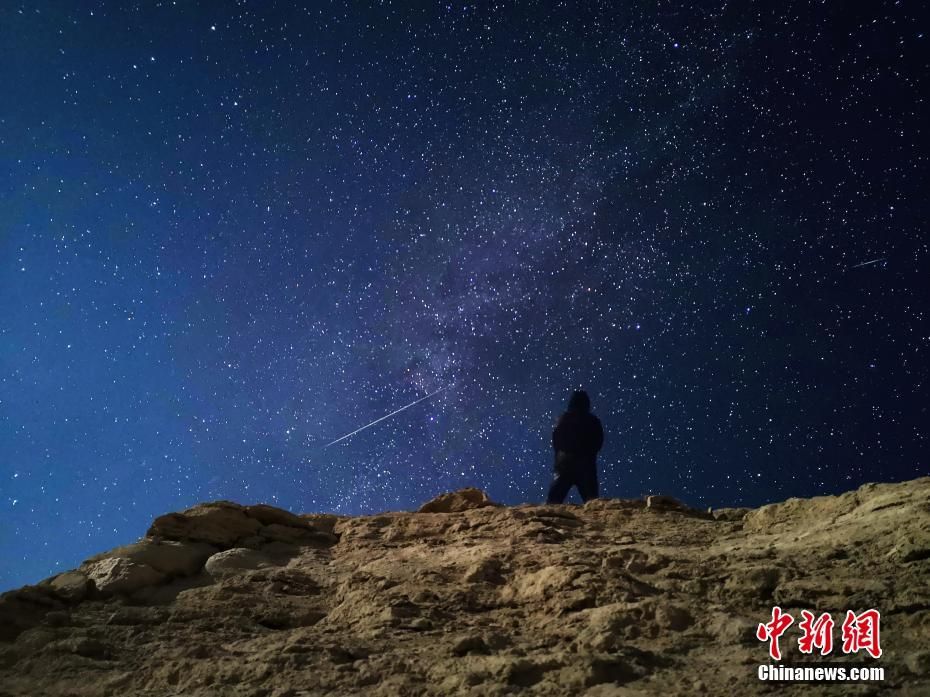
552,390,604,472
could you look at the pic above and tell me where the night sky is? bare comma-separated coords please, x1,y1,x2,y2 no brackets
1,2,927,592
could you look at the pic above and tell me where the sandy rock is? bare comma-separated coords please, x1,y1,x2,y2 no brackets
706,611,759,645
238,534,266,550
463,557,505,584
742,485,867,533
1,476,929,696
576,603,639,651
583,498,645,511
905,650,930,675
451,634,491,656
0,586,64,642
887,535,930,563
83,557,164,595
52,635,111,660
645,494,682,509
530,506,585,523
47,571,91,603
556,652,650,689
299,513,340,534
407,617,432,630
654,603,692,631
437,654,561,689
14,626,60,652
503,564,577,602
379,597,422,626
106,607,169,626
645,495,711,518
603,548,668,575
245,503,313,529
712,507,750,521
418,487,499,513
204,548,274,577
577,598,693,650
723,566,781,602
260,523,338,547
84,540,217,578
147,501,262,546
582,685,654,697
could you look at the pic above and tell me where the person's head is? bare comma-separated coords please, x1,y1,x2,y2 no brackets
567,390,591,413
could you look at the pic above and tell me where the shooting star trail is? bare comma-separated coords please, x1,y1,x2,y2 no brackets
849,257,886,269
323,385,448,448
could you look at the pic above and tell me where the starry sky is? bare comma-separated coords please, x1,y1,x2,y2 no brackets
1,1,927,591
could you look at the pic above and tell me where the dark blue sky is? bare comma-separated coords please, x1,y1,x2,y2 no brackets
1,1,927,591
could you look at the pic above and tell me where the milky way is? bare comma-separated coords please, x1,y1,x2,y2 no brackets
1,2,927,590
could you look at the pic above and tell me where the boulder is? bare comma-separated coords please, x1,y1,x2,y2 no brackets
742,489,860,533
2,476,930,694
0,586,64,642
14,626,59,652
204,548,273,577
602,548,668,575
503,565,577,602
887,536,930,563
723,565,781,601
53,636,112,660
299,513,340,535
654,603,692,631
576,603,640,651
712,507,750,522
463,557,505,584
451,634,491,656
707,611,760,645
245,504,314,529
147,501,262,547
418,488,499,513
83,558,164,595
557,652,648,689
645,495,711,518
48,571,92,603
577,598,691,649
583,498,645,511
259,523,338,547
84,540,217,577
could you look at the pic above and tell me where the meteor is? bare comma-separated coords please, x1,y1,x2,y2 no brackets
849,257,886,269
323,385,448,448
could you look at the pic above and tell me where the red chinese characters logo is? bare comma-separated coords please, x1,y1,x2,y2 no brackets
756,606,794,660
757,608,882,659
841,609,882,659
798,610,834,655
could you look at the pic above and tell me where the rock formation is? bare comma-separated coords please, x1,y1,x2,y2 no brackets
1,478,929,696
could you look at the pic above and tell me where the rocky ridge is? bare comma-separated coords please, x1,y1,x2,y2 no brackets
1,478,929,696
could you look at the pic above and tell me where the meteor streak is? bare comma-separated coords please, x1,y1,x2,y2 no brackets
323,385,448,448
849,257,886,268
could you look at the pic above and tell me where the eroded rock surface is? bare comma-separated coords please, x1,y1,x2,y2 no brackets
1,477,928,695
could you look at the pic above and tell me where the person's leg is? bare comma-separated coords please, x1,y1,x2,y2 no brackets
577,465,600,502
546,472,574,504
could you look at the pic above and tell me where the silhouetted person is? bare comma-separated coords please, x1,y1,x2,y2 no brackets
546,390,604,504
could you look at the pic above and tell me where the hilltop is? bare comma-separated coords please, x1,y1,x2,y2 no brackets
1,479,929,696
